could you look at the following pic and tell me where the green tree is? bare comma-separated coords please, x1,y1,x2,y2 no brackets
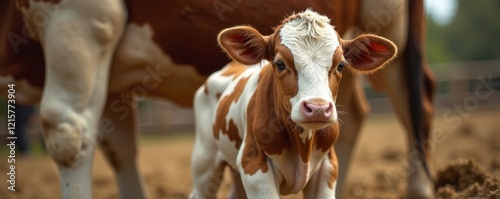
427,0,500,63
426,15,453,65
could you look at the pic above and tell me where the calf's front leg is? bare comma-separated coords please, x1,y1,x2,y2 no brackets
237,137,280,199
302,150,338,199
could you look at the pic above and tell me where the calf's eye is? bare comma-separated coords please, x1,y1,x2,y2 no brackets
275,60,287,72
337,62,345,72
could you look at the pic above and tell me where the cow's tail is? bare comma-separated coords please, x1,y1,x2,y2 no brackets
404,0,434,178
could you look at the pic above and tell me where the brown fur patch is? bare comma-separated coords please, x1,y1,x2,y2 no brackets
1,1,46,88
330,47,344,73
250,66,289,156
327,149,339,189
241,66,281,175
241,111,270,175
328,48,344,100
315,123,339,152
271,45,299,115
213,76,251,149
286,124,339,163
124,0,359,76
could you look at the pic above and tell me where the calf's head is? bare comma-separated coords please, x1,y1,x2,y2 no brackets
218,10,397,130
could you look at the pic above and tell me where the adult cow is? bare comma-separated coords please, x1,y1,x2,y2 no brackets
0,0,435,198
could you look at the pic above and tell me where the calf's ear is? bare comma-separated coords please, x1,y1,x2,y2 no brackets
218,26,270,65
341,34,397,74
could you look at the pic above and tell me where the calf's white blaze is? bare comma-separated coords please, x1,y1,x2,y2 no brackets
279,10,341,129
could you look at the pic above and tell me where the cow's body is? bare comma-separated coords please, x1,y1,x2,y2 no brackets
0,0,436,198
1,0,358,106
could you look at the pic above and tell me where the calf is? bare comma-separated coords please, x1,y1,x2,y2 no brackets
191,10,397,199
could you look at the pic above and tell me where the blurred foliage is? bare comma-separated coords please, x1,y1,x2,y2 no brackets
426,0,500,65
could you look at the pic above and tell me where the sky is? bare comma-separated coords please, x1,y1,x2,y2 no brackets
425,0,458,25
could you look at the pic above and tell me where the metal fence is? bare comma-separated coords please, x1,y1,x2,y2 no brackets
365,59,500,113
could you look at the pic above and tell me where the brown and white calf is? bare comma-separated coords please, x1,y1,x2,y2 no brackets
191,10,397,198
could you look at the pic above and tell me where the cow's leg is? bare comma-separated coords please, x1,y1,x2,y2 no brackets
358,0,434,198
302,150,338,199
366,54,435,199
99,93,150,199
228,168,247,199
33,1,126,198
369,58,435,199
334,71,370,197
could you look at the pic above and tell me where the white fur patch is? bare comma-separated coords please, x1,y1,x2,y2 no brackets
279,10,340,127
299,129,313,144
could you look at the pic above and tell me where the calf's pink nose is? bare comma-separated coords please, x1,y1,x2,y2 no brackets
301,101,333,120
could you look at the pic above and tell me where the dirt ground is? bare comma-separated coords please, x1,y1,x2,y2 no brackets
1,107,500,199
